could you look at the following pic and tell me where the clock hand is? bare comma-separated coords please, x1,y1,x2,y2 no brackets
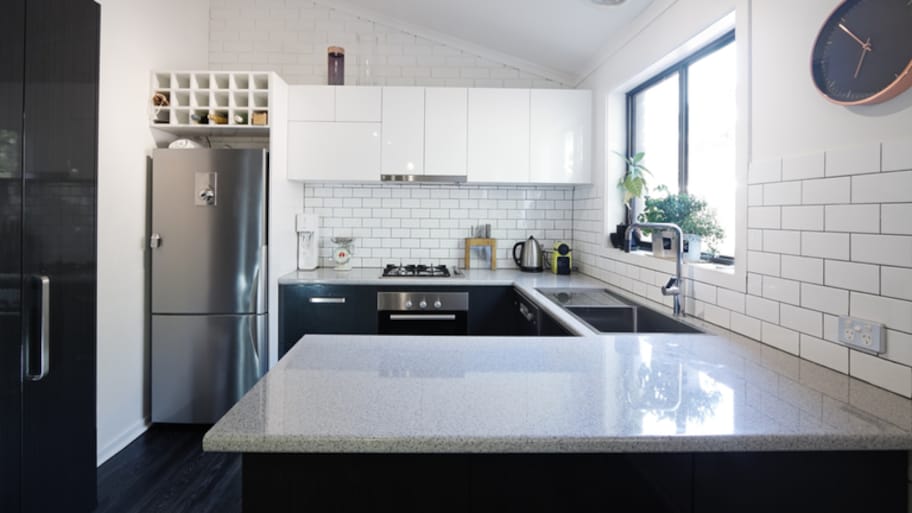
854,38,872,79
838,23,871,49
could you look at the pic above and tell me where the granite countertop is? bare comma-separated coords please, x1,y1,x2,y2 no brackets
203,332,912,454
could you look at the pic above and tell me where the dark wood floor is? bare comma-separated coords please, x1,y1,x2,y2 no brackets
93,425,241,513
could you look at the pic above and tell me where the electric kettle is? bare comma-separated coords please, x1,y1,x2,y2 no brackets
512,236,543,272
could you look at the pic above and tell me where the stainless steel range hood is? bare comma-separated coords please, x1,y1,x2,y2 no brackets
381,174,467,184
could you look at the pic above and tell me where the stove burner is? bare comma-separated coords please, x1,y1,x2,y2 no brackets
382,264,452,278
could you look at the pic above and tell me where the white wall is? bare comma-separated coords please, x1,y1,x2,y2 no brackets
96,0,209,465
209,0,567,88
572,0,912,398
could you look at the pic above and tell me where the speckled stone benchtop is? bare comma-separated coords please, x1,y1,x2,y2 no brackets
204,332,912,454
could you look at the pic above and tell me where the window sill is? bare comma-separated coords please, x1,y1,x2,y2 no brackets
615,248,744,292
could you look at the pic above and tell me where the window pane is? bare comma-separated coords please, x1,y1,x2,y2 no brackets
632,73,679,196
687,41,736,257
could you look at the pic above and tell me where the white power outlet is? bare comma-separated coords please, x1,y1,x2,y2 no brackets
837,316,885,354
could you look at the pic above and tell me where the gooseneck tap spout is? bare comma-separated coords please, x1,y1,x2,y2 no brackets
624,222,685,317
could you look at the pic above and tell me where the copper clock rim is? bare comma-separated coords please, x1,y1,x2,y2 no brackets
808,0,912,106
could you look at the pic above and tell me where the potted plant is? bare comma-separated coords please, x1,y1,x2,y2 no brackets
610,151,651,249
638,185,724,261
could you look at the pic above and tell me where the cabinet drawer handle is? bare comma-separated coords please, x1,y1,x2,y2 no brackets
309,297,346,304
389,314,456,321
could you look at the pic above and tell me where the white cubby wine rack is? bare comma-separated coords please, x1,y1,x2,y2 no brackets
150,71,272,136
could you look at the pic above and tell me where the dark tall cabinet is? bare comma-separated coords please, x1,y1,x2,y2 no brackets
0,1,100,512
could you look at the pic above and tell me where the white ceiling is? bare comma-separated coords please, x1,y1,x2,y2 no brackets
320,0,656,83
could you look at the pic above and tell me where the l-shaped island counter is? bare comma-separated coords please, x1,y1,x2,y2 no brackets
204,269,912,512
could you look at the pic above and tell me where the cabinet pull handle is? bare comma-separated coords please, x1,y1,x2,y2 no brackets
309,297,346,304
25,275,50,381
389,314,456,321
519,303,535,322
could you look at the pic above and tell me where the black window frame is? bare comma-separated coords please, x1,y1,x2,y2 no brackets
626,29,736,263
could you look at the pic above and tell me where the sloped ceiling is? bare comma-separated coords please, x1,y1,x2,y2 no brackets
319,0,655,84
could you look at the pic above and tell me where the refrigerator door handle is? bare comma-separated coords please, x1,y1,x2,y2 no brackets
150,233,161,249
255,245,268,314
25,275,50,381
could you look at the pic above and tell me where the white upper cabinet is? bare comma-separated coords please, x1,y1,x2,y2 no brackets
530,89,592,184
336,86,381,122
288,85,334,121
467,88,530,183
287,122,381,182
381,87,425,175
425,88,467,176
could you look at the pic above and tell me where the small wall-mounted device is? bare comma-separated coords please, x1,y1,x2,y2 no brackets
296,213,320,270
837,315,885,355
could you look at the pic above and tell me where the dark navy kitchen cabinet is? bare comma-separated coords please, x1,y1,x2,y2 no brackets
0,1,99,512
279,284,378,357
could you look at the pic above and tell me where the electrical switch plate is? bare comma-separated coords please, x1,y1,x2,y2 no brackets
837,315,885,355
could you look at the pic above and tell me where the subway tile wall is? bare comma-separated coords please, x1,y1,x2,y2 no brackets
573,138,912,398
302,184,574,270
209,0,568,88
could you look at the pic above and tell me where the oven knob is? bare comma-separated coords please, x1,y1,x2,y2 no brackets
419,299,428,309
433,300,442,309
404,300,413,309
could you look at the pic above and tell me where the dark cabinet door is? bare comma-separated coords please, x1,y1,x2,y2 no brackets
280,285,378,357
0,2,25,511
19,1,99,512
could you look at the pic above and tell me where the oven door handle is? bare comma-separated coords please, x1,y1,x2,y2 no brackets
388,314,457,321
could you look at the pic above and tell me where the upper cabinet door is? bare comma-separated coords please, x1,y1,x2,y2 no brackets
530,90,592,184
288,85,334,121
425,88,467,176
336,86,381,122
381,87,424,175
467,88,530,183
287,121,381,181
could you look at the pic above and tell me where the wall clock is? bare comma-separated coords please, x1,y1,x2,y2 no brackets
811,0,912,105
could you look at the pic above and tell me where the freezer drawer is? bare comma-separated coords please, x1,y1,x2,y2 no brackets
152,314,267,423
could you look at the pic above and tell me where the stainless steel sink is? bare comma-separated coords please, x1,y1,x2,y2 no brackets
536,288,701,334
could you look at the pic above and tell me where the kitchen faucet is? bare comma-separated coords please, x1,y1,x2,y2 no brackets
624,222,685,317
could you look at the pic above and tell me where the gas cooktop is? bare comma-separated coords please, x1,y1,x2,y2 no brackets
382,264,452,278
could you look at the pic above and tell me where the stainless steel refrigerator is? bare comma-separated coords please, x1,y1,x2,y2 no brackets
151,148,268,423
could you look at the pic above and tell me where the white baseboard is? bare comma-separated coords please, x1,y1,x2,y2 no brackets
97,417,150,467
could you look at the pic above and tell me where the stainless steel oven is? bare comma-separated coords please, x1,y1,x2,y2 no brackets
377,291,469,335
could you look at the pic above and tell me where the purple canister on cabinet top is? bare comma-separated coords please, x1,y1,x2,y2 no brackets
327,46,344,85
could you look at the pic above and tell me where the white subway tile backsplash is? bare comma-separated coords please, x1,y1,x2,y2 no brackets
747,273,763,296
881,267,912,302
781,206,824,231
762,276,800,305
800,335,848,373
782,152,825,181
884,330,912,368
800,283,849,316
850,292,912,334
731,312,762,339
748,206,780,229
801,232,849,260
748,158,782,184
881,204,912,235
748,251,780,276
781,255,823,284
802,177,850,205
780,304,822,337
852,171,912,204
717,288,746,314
824,204,879,233
746,295,780,323
762,322,800,355
763,230,801,255
763,182,802,206
824,260,879,294
882,138,912,172
825,143,881,177
849,350,912,398
748,229,763,251
748,185,763,206
851,234,912,267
